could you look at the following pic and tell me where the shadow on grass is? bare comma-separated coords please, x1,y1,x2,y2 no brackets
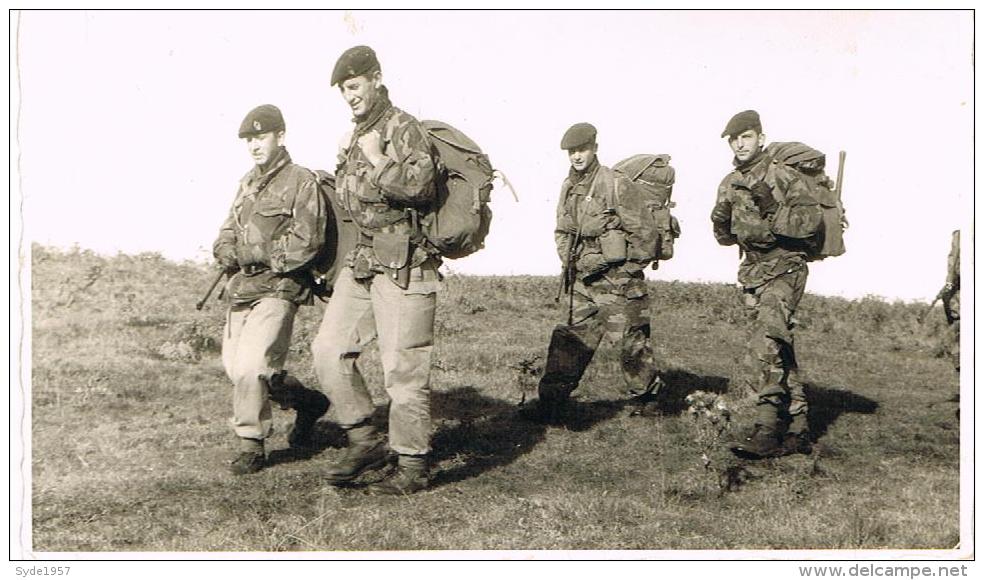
266,421,347,467
804,383,879,440
631,368,730,416
426,385,625,488
428,385,544,488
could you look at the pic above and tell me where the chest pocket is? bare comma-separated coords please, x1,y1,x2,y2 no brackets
342,157,384,204
577,194,615,238
729,189,775,248
250,199,292,242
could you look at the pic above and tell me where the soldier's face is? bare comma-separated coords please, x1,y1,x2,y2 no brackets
729,129,765,162
245,131,284,167
567,144,597,172
340,72,381,118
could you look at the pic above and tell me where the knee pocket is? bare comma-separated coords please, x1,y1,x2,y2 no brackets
394,298,436,350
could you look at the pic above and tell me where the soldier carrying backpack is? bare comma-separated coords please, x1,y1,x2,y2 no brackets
710,109,846,460
305,120,510,299
523,122,669,424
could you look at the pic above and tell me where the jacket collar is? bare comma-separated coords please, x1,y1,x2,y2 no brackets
245,147,291,192
567,157,601,186
353,85,394,135
732,148,767,174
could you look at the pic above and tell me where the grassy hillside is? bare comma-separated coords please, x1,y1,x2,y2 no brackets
29,245,961,552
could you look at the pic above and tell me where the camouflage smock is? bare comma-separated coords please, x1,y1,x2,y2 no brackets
555,159,649,280
335,93,437,277
712,151,823,288
213,148,327,305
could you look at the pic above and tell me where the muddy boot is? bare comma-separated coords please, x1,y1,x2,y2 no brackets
264,371,331,449
230,437,265,475
729,424,782,460
367,455,429,496
324,422,388,485
731,387,784,459
628,373,666,399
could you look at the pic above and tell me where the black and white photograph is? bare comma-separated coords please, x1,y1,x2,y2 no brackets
9,7,975,572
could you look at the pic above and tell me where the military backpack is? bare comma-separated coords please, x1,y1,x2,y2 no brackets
612,153,681,268
307,170,359,299
419,120,507,260
763,142,847,261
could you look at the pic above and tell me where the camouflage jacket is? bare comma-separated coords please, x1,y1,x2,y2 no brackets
712,151,823,288
556,159,648,281
336,93,437,277
213,148,327,305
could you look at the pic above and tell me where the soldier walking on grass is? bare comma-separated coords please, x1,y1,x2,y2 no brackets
311,46,440,495
213,105,331,475
525,123,665,424
710,110,824,459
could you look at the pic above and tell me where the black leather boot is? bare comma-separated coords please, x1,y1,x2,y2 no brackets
367,455,429,495
729,424,782,460
324,423,388,484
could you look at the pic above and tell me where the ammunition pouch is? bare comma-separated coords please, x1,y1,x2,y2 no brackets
599,229,627,264
373,231,412,289
652,206,680,262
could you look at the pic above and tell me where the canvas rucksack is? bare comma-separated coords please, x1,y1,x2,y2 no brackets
420,120,512,260
314,120,509,285
612,153,681,268
763,142,847,261
307,170,359,299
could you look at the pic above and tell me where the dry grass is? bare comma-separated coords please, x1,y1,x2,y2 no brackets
29,245,961,552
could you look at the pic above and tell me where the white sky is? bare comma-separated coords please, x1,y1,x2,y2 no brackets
12,9,974,301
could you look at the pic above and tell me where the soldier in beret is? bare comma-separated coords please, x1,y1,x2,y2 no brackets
524,122,665,424
311,45,439,494
213,104,331,475
710,110,824,459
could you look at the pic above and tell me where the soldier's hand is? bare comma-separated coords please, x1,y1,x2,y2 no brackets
357,131,386,166
235,245,264,268
710,200,733,224
749,182,778,215
215,247,238,271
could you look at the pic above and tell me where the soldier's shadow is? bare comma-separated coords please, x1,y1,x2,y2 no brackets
630,368,730,416
628,370,878,443
265,421,347,467
424,385,624,488
803,383,879,440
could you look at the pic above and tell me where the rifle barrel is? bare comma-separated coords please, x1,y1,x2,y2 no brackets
835,151,846,198
196,269,226,310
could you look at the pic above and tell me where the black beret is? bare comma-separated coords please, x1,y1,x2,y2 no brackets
560,122,597,150
238,104,285,138
721,110,762,139
331,45,380,86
